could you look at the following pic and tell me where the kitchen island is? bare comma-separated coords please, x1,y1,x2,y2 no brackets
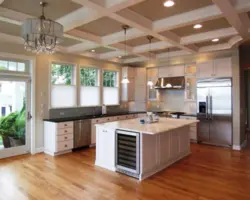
95,117,199,180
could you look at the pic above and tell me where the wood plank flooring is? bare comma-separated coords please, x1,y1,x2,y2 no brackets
0,143,250,200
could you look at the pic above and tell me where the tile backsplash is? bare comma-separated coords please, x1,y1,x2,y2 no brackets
49,103,129,119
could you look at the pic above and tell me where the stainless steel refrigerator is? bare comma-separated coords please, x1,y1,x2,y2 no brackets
197,78,232,147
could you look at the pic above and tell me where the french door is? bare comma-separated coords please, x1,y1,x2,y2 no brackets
0,78,31,159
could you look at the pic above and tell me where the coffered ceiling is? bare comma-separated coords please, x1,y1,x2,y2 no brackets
0,0,250,65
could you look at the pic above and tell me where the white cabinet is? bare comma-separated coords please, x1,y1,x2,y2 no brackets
197,58,232,78
158,65,184,77
44,121,74,156
147,68,158,101
214,58,232,77
91,114,138,145
121,67,135,102
179,116,197,142
197,61,214,78
134,68,147,111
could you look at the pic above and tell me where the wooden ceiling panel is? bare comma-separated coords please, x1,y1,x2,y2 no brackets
0,0,82,20
129,0,214,21
165,18,231,37
121,36,160,47
0,21,21,37
195,36,232,48
60,38,82,47
151,47,181,54
87,47,115,54
77,17,125,37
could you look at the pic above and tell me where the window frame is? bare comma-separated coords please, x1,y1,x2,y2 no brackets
49,61,77,109
0,57,30,75
79,66,101,107
102,69,120,106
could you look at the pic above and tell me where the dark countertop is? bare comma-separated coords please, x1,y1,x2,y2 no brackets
43,111,197,123
43,112,146,123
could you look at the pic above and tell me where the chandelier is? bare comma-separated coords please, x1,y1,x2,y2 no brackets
21,1,64,54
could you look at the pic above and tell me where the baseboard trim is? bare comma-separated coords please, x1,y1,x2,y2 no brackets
232,140,248,151
35,147,44,154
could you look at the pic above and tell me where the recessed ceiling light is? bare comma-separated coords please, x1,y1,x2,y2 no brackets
212,38,219,42
193,24,202,29
163,0,175,7
118,56,122,58
91,49,95,52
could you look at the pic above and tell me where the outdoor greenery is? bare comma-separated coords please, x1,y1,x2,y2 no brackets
0,136,2,146
51,64,73,85
51,64,117,87
103,71,117,87
80,68,98,86
0,103,26,143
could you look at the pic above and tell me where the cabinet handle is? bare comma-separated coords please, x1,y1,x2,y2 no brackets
64,124,67,126
64,130,67,133
65,144,68,148
65,136,68,140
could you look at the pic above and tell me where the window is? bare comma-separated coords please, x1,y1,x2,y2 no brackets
80,67,100,106
0,60,26,72
50,63,76,108
103,71,119,105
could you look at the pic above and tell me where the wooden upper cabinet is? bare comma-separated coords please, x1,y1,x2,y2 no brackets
158,65,184,77
214,58,232,78
197,58,232,78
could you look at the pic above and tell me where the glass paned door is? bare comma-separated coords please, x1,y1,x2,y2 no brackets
0,79,31,159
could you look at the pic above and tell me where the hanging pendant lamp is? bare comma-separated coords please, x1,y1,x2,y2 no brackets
147,36,154,88
121,25,130,84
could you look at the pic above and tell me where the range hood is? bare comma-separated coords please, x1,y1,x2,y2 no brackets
155,76,185,89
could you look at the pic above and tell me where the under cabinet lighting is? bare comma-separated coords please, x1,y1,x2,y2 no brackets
164,0,175,7
193,24,202,29
212,38,219,42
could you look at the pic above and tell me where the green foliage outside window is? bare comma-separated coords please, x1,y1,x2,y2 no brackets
103,71,117,87
51,64,73,85
80,68,98,86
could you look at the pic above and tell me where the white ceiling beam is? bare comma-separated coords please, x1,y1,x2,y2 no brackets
181,27,237,45
228,35,243,47
199,43,231,53
212,0,249,38
100,50,124,59
57,7,101,32
67,41,99,53
66,29,103,44
239,12,250,30
133,41,172,54
0,32,23,45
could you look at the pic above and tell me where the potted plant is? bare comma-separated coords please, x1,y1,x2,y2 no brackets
0,113,18,148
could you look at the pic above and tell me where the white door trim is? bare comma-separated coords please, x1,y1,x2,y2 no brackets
0,52,36,155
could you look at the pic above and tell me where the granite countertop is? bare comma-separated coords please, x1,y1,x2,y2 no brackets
43,112,145,123
96,117,199,135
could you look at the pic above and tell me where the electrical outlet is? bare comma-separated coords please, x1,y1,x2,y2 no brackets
60,112,64,116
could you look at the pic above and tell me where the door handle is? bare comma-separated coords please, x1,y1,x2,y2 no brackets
210,96,213,120
206,96,209,120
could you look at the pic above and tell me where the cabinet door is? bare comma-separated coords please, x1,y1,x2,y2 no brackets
197,61,214,78
74,120,91,148
170,132,180,160
171,65,184,77
91,124,96,144
214,58,232,77
135,85,146,101
179,128,190,154
158,67,171,77
128,78,135,101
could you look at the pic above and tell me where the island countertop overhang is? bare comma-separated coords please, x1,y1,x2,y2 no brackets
95,118,199,135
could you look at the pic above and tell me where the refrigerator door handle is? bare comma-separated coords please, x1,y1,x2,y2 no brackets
206,96,209,119
210,96,213,120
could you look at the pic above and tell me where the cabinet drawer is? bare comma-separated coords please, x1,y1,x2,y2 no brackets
57,121,73,129
57,134,73,142
91,118,105,124
104,117,114,122
57,127,73,135
56,140,73,152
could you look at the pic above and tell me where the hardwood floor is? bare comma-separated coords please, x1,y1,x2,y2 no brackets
0,143,250,200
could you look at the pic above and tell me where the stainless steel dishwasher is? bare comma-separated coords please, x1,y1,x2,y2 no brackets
74,119,91,149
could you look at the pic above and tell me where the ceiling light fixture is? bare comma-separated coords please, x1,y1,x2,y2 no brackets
212,38,219,42
21,1,63,54
121,25,130,84
193,24,202,29
164,0,175,7
147,35,154,88
118,55,122,58
91,49,95,52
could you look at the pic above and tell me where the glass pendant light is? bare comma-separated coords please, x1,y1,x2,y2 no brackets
121,25,130,84
147,36,154,88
